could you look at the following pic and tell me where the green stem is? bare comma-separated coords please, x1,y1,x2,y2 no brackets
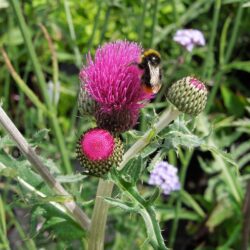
8,208,37,250
169,150,193,248
202,0,221,79
120,108,181,169
99,5,111,44
9,0,50,106
88,0,102,51
115,176,168,249
63,0,82,68
206,2,244,113
88,107,181,249
9,0,72,173
138,0,147,43
88,179,113,250
149,0,158,48
224,3,244,63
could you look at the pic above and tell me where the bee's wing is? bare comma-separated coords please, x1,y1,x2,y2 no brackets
148,63,162,93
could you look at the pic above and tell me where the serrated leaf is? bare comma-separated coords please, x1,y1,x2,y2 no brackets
104,197,139,212
231,141,250,159
202,145,238,169
32,129,50,143
238,153,250,168
164,130,204,150
120,156,144,185
0,135,15,149
43,217,84,240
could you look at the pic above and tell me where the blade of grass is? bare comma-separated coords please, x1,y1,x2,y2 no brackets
149,0,159,48
206,2,244,113
0,197,10,250
87,0,102,51
202,0,221,80
99,5,112,44
63,0,82,68
7,207,37,250
39,23,59,108
168,150,193,248
224,2,244,63
1,48,49,114
9,0,72,173
138,0,148,43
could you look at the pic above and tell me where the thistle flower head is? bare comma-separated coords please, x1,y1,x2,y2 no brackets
173,29,205,52
167,76,208,116
76,128,124,177
79,41,151,132
149,161,180,195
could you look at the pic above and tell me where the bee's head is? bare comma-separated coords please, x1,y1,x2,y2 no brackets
148,54,161,66
142,49,161,66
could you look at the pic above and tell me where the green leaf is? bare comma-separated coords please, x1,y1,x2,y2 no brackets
104,197,139,212
120,156,144,185
206,198,234,230
180,190,206,218
0,28,23,46
223,61,250,73
0,135,15,149
146,187,161,205
202,144,239,170
222,0,245,4
32,129,50,144
43,217,84,240
220,85,245,116
56,174,86,183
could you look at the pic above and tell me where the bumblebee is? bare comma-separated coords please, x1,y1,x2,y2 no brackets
138,49,162,94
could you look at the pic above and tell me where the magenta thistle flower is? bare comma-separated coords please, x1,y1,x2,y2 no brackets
79,41,152,133
148,161,180,195
173,29,205,52
76,128,124,176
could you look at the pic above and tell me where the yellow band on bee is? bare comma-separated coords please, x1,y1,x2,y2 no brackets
143,49,161,58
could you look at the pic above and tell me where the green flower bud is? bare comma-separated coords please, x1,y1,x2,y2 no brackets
167,76,208,116
78,82,96,116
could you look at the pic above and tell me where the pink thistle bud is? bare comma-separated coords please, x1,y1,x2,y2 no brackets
81,129,115,161
79,41,152,133
76,128,124,177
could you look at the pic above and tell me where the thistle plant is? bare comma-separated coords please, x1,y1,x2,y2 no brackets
76,41,208,249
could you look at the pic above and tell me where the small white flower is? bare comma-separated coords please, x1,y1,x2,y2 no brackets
173,29,206,52
148,161,181,195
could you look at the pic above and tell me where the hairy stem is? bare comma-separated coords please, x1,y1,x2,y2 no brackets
88,179,113,250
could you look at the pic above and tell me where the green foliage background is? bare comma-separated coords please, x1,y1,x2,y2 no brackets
0,0,250,249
